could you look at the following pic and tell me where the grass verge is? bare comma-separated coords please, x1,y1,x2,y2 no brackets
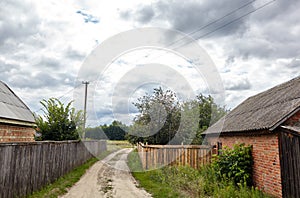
28,149,116,198
127,149,271,198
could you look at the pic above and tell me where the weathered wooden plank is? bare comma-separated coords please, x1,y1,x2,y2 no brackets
137,142,213,170
280,130,300,198
0,140,106,198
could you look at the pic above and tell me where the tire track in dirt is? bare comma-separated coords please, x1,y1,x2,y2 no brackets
61,148,152,198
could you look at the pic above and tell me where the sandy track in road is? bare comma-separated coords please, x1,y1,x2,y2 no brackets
61,148,152,198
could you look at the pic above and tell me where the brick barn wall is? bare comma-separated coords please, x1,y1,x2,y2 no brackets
0,124,35,142
207,132,282,198
283,110,300,126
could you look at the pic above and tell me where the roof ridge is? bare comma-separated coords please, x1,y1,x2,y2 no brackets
227,96,300,119
246,76,300,101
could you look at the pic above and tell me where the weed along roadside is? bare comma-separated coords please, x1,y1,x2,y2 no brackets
127,144,272,198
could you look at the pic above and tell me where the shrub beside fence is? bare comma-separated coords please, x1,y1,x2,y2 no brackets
137,142,216,169
0,140,106,198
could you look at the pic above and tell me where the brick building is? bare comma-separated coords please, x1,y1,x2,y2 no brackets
204,76,300,198
0,81,35,142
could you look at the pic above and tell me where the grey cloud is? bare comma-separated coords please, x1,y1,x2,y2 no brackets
225,56,235,67
225,78,251,91
0,60,19,73
36,57,61,69
120,0,254,38
251,0,299,23
136,6,155,24
0,0,40,45
228,33,300,60
287,58,300,68
8,72,59,89
120,5,155,24
65,48,86,61
119,10,131,20
7,71,75,89
226,0,300,60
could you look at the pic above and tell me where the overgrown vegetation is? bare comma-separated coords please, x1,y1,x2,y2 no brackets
127,147,270,198
212,143,253,186
35,98,83,141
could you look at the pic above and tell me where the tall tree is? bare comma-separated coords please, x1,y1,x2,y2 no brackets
35,98,83,141
127,87,181,145
126,88,228,145
191,94,228,144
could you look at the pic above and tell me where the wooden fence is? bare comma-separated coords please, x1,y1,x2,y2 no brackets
137,143,217,169
0,140,106,198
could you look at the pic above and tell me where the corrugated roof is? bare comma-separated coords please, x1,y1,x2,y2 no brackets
204,76,300,134
0,81,35,123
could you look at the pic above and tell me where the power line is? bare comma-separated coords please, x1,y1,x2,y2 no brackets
193,0,276,40
162,0,257,50
132,0,257,64
134,0,276,64
57,83,83,100
33,83,83,114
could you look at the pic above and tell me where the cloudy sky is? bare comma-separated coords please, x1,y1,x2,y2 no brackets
1,0,300,126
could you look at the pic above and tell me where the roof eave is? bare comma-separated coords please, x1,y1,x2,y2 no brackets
203,128,273,136
0,117,36,127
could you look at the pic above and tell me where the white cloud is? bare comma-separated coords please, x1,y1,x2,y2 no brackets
1,0,300,126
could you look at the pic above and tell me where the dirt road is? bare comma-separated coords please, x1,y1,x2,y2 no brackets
61,148,152,198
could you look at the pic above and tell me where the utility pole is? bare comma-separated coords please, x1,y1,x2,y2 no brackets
82,81,89,139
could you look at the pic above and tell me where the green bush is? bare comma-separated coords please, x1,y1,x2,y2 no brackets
127,149,268,198
35,98,83,141
212,143,253,186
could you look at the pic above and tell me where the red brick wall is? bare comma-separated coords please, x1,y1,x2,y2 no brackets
284,110,300,126
0,124,35,142
207,132,282,198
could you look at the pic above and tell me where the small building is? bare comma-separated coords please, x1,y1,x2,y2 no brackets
0,81,35,142
204,76,300,198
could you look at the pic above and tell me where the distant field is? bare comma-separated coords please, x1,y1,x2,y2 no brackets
107,140,133,151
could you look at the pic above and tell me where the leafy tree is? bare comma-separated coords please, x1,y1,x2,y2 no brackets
102,120,128,140
35,98,83,141
191,94,228,144
127,87,181,145
85,126,106,140
176,100,200,144
126,87,228,145
85,120,128,140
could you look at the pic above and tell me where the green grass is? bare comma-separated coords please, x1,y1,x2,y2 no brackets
107,140,133,150
28,149,117,198
127,149,272,198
